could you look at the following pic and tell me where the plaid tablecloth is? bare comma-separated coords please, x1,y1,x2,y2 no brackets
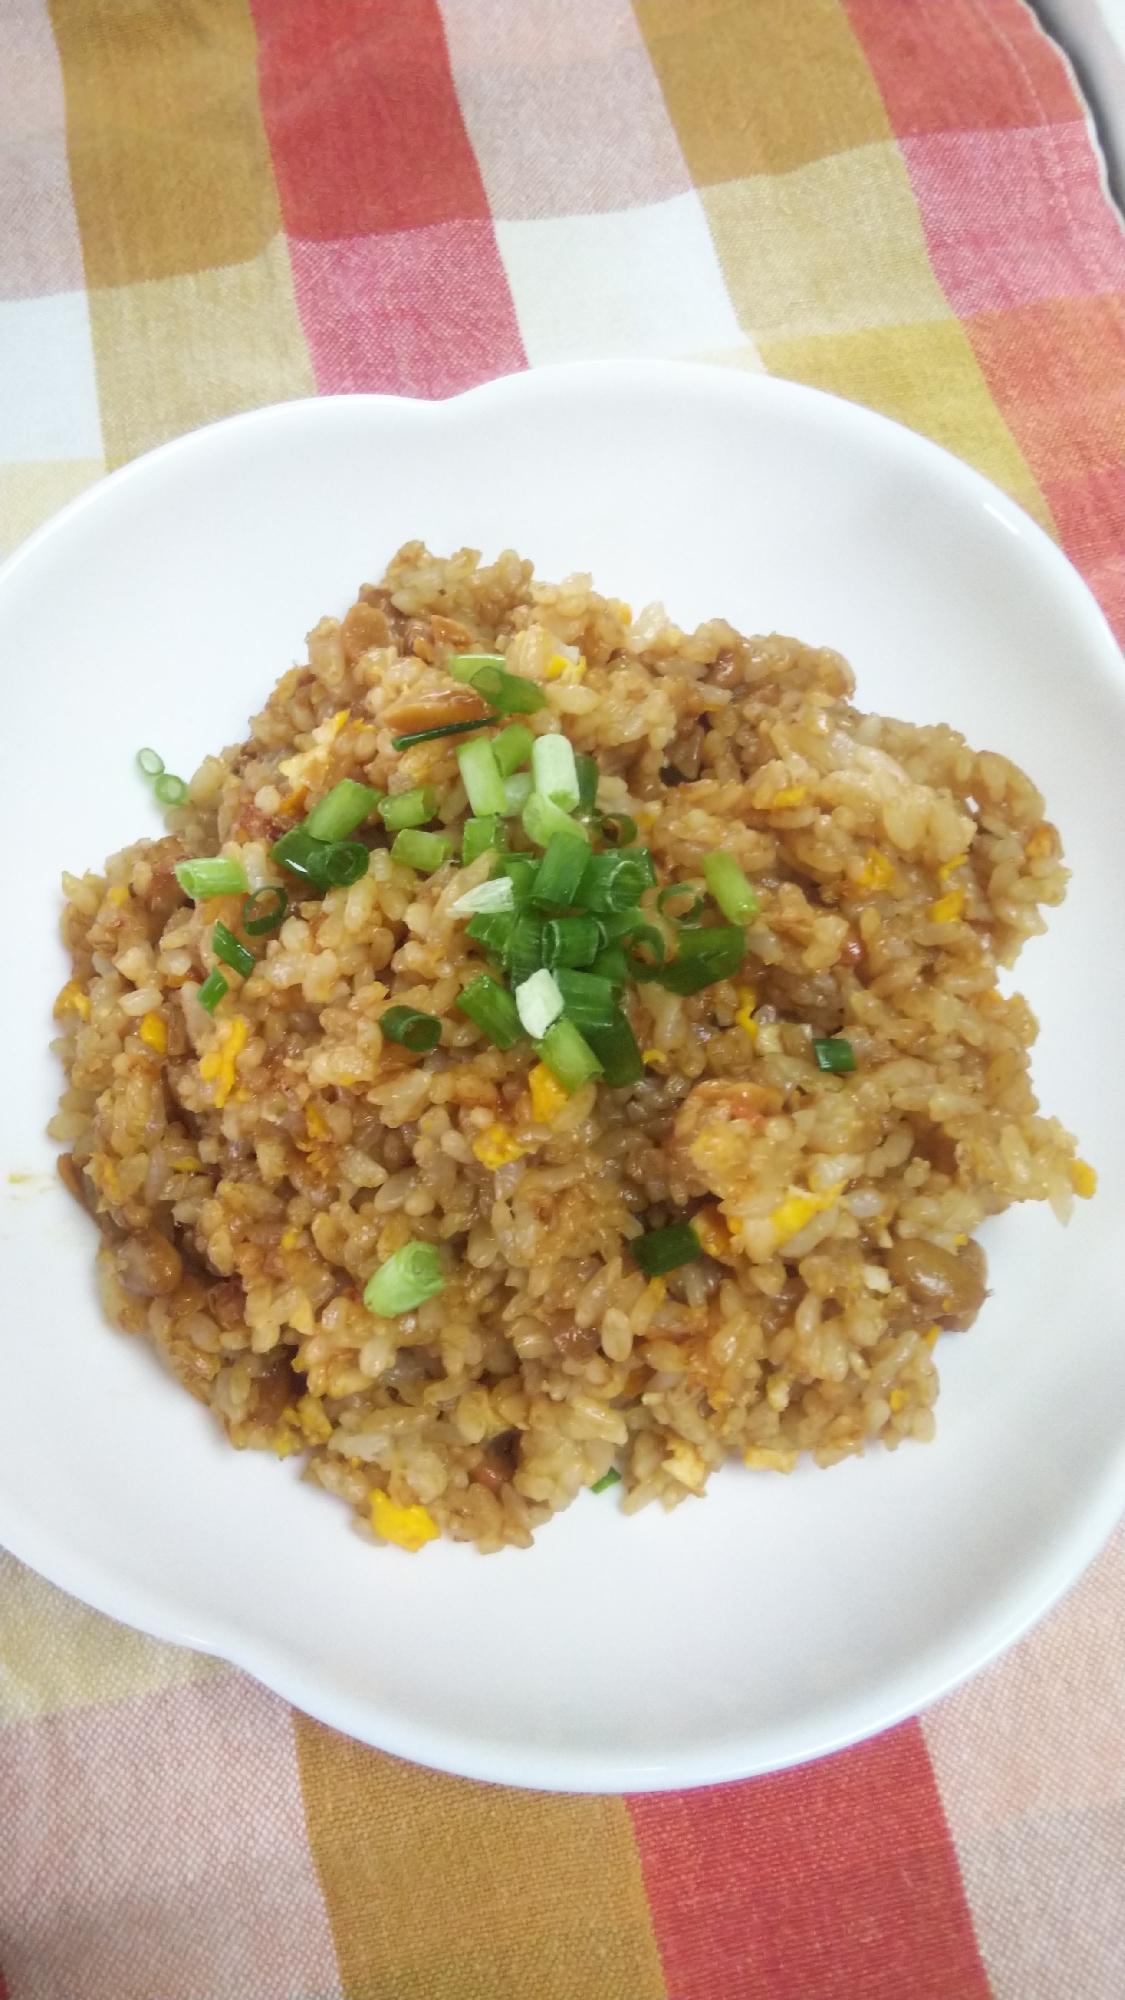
4,3,1125,1995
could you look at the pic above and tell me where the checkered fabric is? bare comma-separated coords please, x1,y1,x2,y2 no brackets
3,4,1125,1996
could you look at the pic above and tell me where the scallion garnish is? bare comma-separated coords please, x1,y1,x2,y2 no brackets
391,829,453,873
502,772,534,815
576,752,599,815
702,852,760,925
456,973,523,1049
456,735,508,817
812,1037,857,1073
381,1005,442,1053
197,967,229,1014
392,714,499,751
530,832,590,910
598,907,646,941
363,1241,445,1317
591,1468,622,1493
380,787,439,831
154,773,189,806
506,910,547,981
322,841,371,886
242,886,288,935
584,1013,645,1087
269,826,336,885
542,914,602,968
465,910,513,954
531,733,580,812
497,854,539,903
493,723,535,777
211,921,254,978
657,883,706,925
599,813,638,847
591,944,628,987
623,925,666,981
464,664,546,715
304,779,382,842
554,967,616,1030
535,1018,603,1093
515,967,564,1039
576,849,649,914
136,748,164,777
655,925,746,994
449,652,506,683
630,1221,702,1278
174,856,249,900
450,875,516,916
462,816,505,865
522,792,589,850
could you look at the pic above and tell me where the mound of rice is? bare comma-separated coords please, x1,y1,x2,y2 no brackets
50,543,1092,1553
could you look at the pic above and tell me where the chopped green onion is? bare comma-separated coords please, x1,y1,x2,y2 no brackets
531,832,590,910
531,733,580,812
506,911,546,981
304,779,382,842
554,968,616,1029
269,825,333,885
154,773,188,806
392,715,499,751
465,664,547,715
623,925,666,981
456,973,523,1049
535,1018,603,1093
702,852,760,924
630,1221,702,1278
450,875,516,916
542,914,602,969
380,787,439,831
364,1241,445,1317
175,856,249,900
323,841,370,887
598,907,645,941
381,1005,442,1053
449,652,506,683
456,735,508,817
515,967,564,1039
584,1013,645,1087
211,921,255,979
591,1467,622,1494
136,747,164,778
242,886,288,935
197,967,229,1014
576,752,600,815
627,846,658,890
502,772,534,815
578,850,650,914
462,816,505,865
465,910,513,954
655,925,746,994
812,1036,857,1073
599,813,637,847
523,793,590,851
591,944,628,987
391,829,453,874
494,723,535,777
657,882,706,925
496,854,539,903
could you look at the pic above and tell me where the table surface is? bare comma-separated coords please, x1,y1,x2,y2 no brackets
3,3,1125,1997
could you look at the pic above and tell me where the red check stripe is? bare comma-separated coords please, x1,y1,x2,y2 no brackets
628,1720,992,2000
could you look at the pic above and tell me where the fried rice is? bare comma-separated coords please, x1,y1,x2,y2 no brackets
49,543,1094,1553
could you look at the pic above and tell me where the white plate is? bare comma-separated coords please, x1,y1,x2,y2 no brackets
1,361,1123,1794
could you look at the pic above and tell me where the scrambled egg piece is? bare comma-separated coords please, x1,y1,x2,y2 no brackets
529,1062,569,1123
138,1012,166,1054
199,1015,249,1109
370,1490,440,1551
927,889,964,924
472,1123,525,1170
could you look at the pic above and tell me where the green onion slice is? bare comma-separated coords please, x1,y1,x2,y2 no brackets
598,907,646,942
136,747,164,778
812,1036,857,1073
456,735,508,818
530,832,590,910
576,850,649,914
449,653,506,683
506,910,546,981
583,1013,645,1087
542,914,602,969
390,830,452,874
591,944,628,988
379,787,439,831
174,856,249,900
515,967,564,1039
154,773,188,807
531,733,580,813
702,852,760,925
197,967,229,1014
455,973,523,1050
502,772,534,816
463,664,546,715
554,967,616,1030
496,854,539,903
591,1468,622,1494
392,715,499,751
655,925,746,994
450,875,516,916
630,1221,702,1278
211,921,255,979
242,886,288,935
623,926,666,982
522,791,590,850
535,1017,603,1094
462,816,505,866
269,825,334,885
304,779,382,842
465,911,512,955
493,722,535,777
576,752,600,815
657,882,706,925
323,841,370,887
363,1241,446,1317
381,1005,442,1053
599,813,638,848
